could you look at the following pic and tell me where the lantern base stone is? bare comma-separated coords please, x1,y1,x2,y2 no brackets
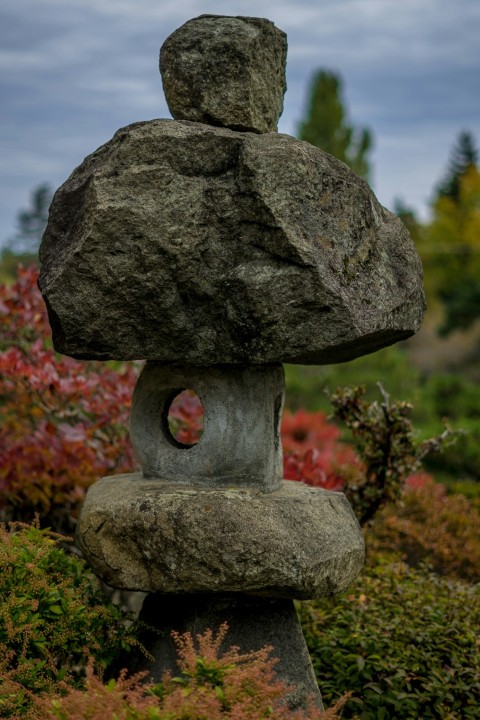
76,474,364,598
131,592,324,712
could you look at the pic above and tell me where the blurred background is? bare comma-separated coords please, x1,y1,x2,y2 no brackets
1,0,479,491
2,7,480,715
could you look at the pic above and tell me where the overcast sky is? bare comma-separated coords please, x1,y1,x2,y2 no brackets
1,0,479,249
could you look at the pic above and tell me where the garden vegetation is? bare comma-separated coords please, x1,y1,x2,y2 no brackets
1,265,479,718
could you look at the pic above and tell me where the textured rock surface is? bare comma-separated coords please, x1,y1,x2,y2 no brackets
130,363,284,490
134,594,323,711
160,15,287,133
76,474,365,598
39,119,425,364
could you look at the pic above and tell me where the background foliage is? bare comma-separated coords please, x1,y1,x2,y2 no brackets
0,266,137,531
1,67,479,720
297,70,372,182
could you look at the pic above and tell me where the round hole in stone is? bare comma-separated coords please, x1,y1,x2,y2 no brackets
162,388,205,449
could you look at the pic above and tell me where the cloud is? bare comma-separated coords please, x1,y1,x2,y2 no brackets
1,0,479,246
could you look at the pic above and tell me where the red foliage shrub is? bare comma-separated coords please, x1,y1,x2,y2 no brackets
281,409,363,491
369,474,480,582
32,624,347,720
167,389,205,445
0,266,138,528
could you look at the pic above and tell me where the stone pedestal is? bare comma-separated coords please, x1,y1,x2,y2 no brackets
135,594,321,712
76,363,365,709
39,13,425,714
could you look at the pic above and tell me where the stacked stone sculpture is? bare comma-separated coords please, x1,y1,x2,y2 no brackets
39,14,426,711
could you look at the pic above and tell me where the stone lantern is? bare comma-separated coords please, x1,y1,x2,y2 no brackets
38,15,425,710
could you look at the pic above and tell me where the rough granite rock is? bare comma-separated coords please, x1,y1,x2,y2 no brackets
160,15,287,133
39,119,426,364
75,474,365,598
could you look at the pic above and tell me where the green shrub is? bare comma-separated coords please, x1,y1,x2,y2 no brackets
327,385,455,526
284,345,422,413
0,522,138,717
422,416,480,482
422,374,480,420
299,560,480,719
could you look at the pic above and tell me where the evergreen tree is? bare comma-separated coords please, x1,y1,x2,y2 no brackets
1,183,52,281
438,275,480,336
10,183,52,253
393,199,423,246
297,69,373,181
436,131,479,203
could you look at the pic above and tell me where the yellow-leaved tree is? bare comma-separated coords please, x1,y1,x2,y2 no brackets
421,132,480,335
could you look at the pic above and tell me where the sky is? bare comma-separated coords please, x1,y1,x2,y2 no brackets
1,0,479,249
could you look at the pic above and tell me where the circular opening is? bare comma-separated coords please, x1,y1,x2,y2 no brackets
163,388,205,449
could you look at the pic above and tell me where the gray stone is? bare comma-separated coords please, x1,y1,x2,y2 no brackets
160,15,287,133
75,474,365,598
132,594,323,712
130,363,284,491
39,119,425,365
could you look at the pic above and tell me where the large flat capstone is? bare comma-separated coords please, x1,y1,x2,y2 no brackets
76,474,365,599
39,119,425,364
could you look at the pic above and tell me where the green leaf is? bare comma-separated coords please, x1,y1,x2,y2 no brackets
48,605,63,615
